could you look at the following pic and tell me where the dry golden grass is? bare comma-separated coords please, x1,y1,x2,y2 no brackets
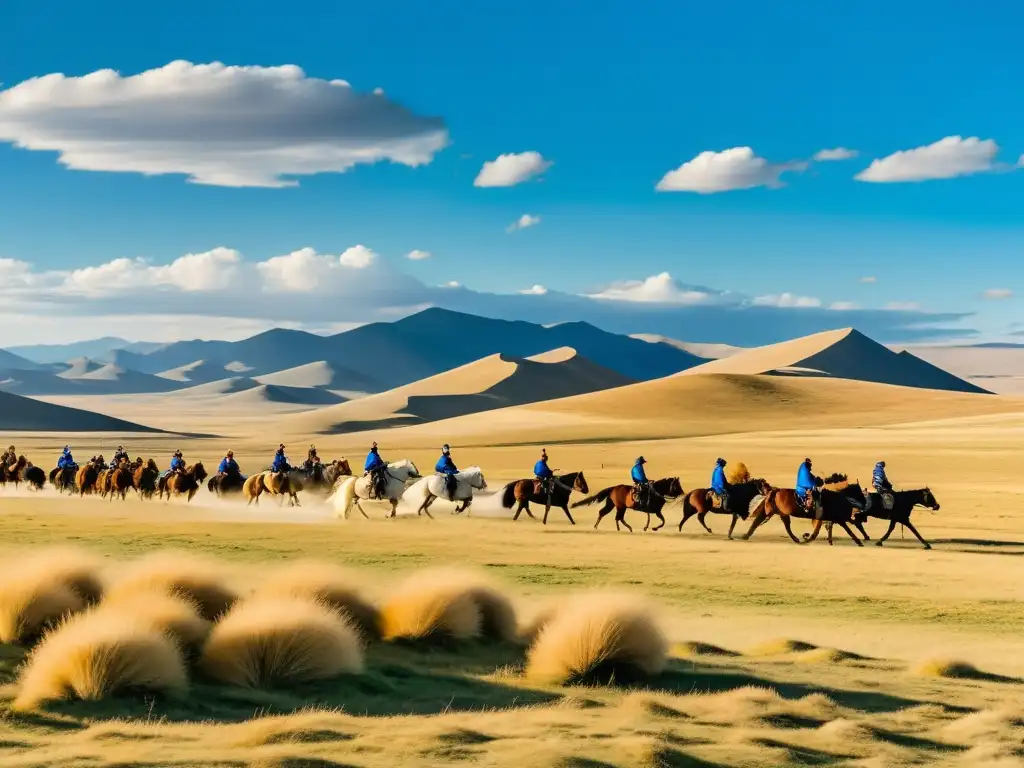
726,461,751,484
253,560,380,640
747,638,818,656
912,656,985,679
99,591,212,652
0,572,85,645
14,609,187,710
17,546,107,604
107,550,238,621
198,596,363,687
525,594,668,685
464,585,518,643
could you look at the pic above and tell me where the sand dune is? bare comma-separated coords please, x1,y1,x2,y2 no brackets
632,334,743,360
0,390,158,432
680,328,988,394
162,377,262,398
157,360,235,384
58,357,104,378
255,360,379,392
223,384,347,407
281,348,633,435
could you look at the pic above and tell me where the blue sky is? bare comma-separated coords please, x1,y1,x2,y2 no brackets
1,0,1023,344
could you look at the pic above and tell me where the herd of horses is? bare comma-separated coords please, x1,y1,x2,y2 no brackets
0,453,940,549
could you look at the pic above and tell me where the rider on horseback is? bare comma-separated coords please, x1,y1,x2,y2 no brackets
364,442,387,500
796,457,823,513
711,458,730,511
302,445,321,474
169,450,185,477
872,461,895,510
218,451,241,480
435,444,458,501
631,456,651,508
1,445,15,467
111,445,128,466
271,445,291,474
57,446,77,470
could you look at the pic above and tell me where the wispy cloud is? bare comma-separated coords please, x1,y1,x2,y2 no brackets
406,249,431,261
860,276,878,284
814,147,858,162
856,136,1001,183
982,288,1013,300
507,214,541,232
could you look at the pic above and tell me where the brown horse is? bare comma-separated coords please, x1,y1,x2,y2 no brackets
133,459,159,500
573,477,685,532
743,475,866,545
499,471,589,524
107,462,134,501
0,456,28,489
158,462,207,502
678,479,773,539
323,458,352,488
76,461,102,497
242,473,266,506
50,465,77,494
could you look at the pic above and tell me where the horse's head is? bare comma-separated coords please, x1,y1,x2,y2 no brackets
572,471,589,494
465,467,487,489
664,477,684,497
755,478,773,496
193,462,207,481
147,458,158,471
921,487,940,511
337,458,351,475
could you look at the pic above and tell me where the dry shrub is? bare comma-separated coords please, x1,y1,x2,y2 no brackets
519,604,561,646
673,641,739,657
381,569,517,644
199,596,363,687
99,592,211,652
747,638,817,656
726,462,751,484
912,657,984,679
0,575,84,645
18,547,106,604
14,610,187,710
107,551,238,621
254,561,380,640
795,647,863,664
526,594,667,686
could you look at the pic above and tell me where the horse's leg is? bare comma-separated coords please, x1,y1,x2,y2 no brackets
652,510,665,532
696,511,713,534
727,514,739,540
389,499,400,518
593,499,614,529
420,497,434,519
741,509,768,540
803,519,825,543
876,520,898,546
827,522,834,546
904,520,932,550
615,506,633,533
417,493,434,516
643,511,651,532
561,504,576,525
854,520,871,540
354,500,370,519
523,500,537,520
838,521,863,546
512,500,525,521
780,515,802,544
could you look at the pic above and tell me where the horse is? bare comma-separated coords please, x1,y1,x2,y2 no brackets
743,475,866,545
242,473,267,506
264,470,302,507
573,477,685,532
834,488,940,550
23,463,45,491
133,459,160,500
499,471,590,525
50,465,78,494
678,479,773,539
96,467,113,498
107,462,134,501
330,460,422,519
208,471,246,497
158,463,207,502
75,461,102,497
294,462,334,495
323,459,352,488
403,468,488,518
0,456,28,489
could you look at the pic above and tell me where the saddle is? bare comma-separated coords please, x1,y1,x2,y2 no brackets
880,491,895,511
706,490,726,510
632,483,650,509
533,478,551,497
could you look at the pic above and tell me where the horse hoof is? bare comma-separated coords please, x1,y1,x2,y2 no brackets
875,541,884,547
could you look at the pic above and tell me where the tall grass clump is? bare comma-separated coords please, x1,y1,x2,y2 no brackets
199,597,363,687
380,569,517,644
526,594,668,686
100,592,211,654
254,560,380,641
0,576,84,646
107,551,238,621
18,547,107,604
14,610,187,710
726,462,751,485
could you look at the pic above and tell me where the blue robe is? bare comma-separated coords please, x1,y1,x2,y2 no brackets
435,454,458,474
631,463,648,484
271,453,289,472
170,457,185,472
534,459,553,479
796,463,819,499
365,450,386,473
872,463,891,491
711,465,727,494
58,451,74,469
219,458,240,474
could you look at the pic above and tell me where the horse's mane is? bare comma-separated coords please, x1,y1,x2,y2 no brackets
823,472,847,484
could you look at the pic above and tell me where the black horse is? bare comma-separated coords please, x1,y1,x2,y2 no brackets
207,472,245,496
49,465,77,494
573,476,685,533
23,464,45,491
840,488,940,549
745,480,866,545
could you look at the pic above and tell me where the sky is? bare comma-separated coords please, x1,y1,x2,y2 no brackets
2,0,1024,346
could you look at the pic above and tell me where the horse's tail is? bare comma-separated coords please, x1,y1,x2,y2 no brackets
571,487,612,508
207,477,216,493
332,477,357,519
499,482,517,509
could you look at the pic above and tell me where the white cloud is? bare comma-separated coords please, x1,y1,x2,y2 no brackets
338,245,377,269
656,147,803,193
0,61,448,188
520,285,548,295
860,276,878,284
830,301,859,310
886,301,921,311
474,151,552,187
588,272,716,304
814,147,858,161
856,136,1000,183
982,288,1013,300
256,248,336,292
507,214,541,232
406,249,431,261
61,247,241,296
443,281,461,288
752,293,822,308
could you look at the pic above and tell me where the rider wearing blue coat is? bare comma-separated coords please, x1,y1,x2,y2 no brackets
796,458,821,505
169,451,185,473
365,443,386,473
218,451,240,476
534,449,553,480
436,444,458,500
631,456,651,507
365,442,387,498
711,458,730,510
271,445,290,473
872,461,891,493
57,446,75,470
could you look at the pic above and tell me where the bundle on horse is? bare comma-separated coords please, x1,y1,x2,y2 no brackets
836,487,940,550
158,462,207,502
679,477,773,539
404,467,488,518
329,460,422,519
133,459,159,500
743,473,866,545
500,471,589,525
0,456,28,489
574,476,685,532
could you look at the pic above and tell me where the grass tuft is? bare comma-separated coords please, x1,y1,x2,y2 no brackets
107,551,238,621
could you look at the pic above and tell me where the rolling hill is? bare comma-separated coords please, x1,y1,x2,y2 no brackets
679,328,988,394
58,357,104,378
0,390,159,432
280,347,634,435
631,334,745,360
254,361,381,392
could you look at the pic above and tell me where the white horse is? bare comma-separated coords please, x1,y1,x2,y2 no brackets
330,459,421,519
403,467,487,518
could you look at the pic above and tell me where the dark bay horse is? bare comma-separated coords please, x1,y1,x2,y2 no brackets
75,461,102,497
158,462,208,502
832,488,940,549
678,479,773,539
743,478,866,545
574,476,685,532
133,459,159,500
23,463,45,491
50,465,77,494
208,472,245,496
107,462,134,501
0,456,27,489
500,471,589,524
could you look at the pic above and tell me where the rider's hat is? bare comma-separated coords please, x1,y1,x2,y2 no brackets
372,441,378,449
804,457,812,465
717,457,726,466
636,456,646,464
877,460,886,467
226,450,233,456
442,444,450,453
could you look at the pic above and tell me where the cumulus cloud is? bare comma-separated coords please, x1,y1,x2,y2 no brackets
855,136,1000,183
256,246,379,292
982,288,1013,300
507,214,541,232
474,151,552,187
588,272,720,304
0,61,448,188
520,285,548,295
406,249,431,261
656,147,804,193
61,247,242,296
814,147,858,162
752,293,822,308
338,245,377,268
